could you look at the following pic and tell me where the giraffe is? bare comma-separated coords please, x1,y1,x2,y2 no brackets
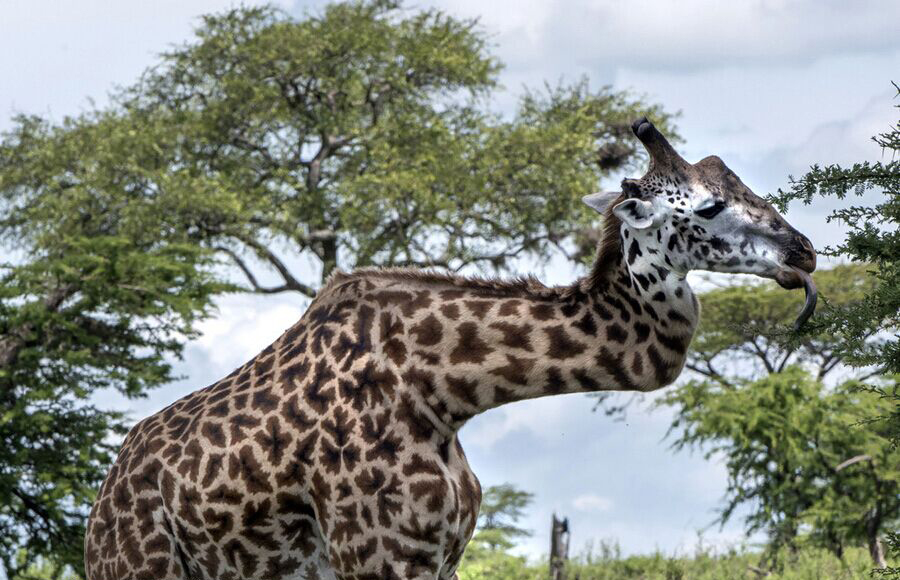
84,118,817,580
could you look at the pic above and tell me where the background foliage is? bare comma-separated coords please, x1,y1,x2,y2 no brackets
119,0,674,294
770,83,899,577
0,114,225,577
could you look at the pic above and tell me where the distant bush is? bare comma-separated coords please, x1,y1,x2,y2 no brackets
459,542,879,580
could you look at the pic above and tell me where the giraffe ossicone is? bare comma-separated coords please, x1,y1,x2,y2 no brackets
85,118,817,580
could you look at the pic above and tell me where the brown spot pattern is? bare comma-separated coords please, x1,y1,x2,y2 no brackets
449,322,493,364
544,325,587,360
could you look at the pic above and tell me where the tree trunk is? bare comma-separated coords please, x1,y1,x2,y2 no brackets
867,507,887,568
549,514,569,580
321,236,339,282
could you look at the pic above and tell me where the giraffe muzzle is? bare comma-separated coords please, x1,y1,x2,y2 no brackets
784,234,817,274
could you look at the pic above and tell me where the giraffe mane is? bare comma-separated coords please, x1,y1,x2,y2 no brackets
322,267,562,300
321,202,624,301
584,195,625,291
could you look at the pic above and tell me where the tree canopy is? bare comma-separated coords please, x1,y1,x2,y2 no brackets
662,264,900,569
458,483,535,578
0,113,225,577
472,483,535,552
769,85,898,377
770,82,900,577
663,367,900,567
687,264,879,383
5,1,675,299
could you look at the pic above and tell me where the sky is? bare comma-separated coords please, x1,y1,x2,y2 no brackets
2,0,899,562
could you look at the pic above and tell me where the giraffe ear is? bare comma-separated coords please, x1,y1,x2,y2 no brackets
612,198,656,230
582,192,621,214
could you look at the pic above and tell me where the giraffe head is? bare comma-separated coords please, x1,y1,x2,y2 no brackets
584,118,818,327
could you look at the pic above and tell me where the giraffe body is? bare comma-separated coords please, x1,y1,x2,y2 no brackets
85,119,817,579
84,267,693,580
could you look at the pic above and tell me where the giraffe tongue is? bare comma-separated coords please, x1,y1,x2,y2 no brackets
789,265,817,330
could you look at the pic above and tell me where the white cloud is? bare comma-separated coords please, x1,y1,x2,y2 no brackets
463,395,576,449
613,55,899,163
423,0,900,73
1,0,289,129
782,90,898,171
193,293,308,369
573,494,614,513
553,0,899,69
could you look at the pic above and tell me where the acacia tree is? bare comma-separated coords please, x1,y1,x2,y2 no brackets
472,483,535,552
664,369,899,567
770,82,900,577
684,264,881,384
458,484,536,579
0,114,224,578
660,265,900,569
114,0,674,294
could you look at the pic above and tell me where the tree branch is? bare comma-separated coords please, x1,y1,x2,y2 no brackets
215,245,316,297
685,361,732,388
749,337,776,374
835,454,873,472
775,347,797,373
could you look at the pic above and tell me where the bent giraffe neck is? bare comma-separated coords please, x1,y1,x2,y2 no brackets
410,225,699,431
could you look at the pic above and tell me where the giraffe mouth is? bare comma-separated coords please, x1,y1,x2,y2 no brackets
775,265,817,329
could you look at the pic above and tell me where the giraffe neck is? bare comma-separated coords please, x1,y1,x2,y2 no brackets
412,224,699,431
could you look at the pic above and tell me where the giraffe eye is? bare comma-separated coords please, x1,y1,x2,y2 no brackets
695,201,726,219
